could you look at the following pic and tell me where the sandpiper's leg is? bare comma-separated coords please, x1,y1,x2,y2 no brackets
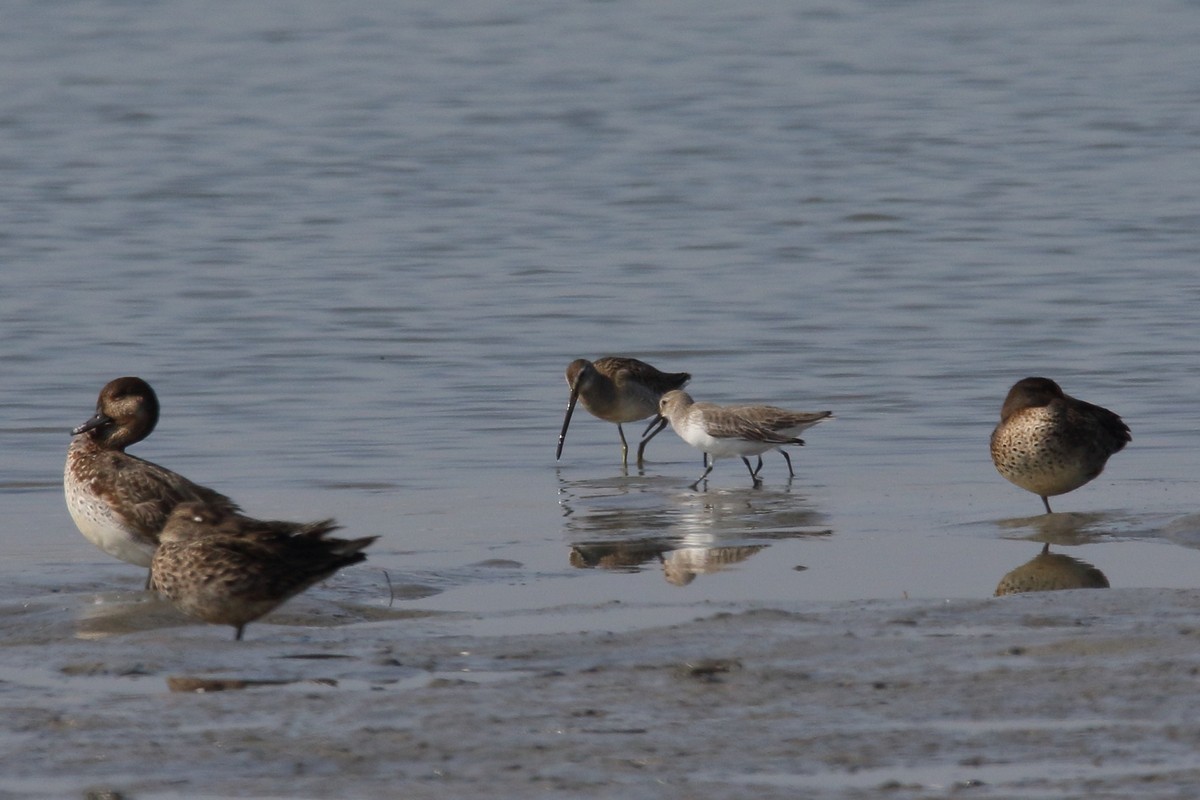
689,460,715,490
778,448,795,477
1041,496,1053,514
144,570,153,590
235,624,245,642
635,416,669,465
750,456,764,477
617,424,630,466
741,457,763,488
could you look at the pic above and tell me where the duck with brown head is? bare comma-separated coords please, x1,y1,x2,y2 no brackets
64,377,240,582
990,377,1131,513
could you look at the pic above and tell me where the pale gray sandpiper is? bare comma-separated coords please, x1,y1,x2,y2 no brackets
990,377,1130,514
721,403,834,478
658,390,832,489
65,377,240,584
556,356,690,467
150,502,377,641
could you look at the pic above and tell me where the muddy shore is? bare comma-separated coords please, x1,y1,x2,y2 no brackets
2,584,1199,799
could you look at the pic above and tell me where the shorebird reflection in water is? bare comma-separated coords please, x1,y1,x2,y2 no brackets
990,377,1130,514
658,390,832,489
151,502,377,641
556,357,690,467
64,377,240,585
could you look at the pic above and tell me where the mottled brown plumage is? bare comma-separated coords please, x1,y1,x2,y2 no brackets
64,377,239,578
556,356,690,466
150,502,376,641
990,377,1130,513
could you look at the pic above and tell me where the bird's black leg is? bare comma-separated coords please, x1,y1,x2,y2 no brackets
741,457,763,488
779,448,794,478
617,424,630,466
636,416,669,465
689,459,715,490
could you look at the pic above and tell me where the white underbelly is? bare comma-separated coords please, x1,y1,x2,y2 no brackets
678,422,779,459
64,482,155,568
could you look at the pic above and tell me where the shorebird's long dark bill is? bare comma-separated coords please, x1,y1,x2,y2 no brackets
640,414,665,439
555,388,581,460
71,412,112,436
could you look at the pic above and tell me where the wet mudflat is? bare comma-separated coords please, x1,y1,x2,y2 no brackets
2,579,1198,799
3,0,1200,796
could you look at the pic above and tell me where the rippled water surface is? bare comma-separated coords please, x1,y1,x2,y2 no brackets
2,0,1200,794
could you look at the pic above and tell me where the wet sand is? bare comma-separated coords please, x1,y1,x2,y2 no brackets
3,581,1199,799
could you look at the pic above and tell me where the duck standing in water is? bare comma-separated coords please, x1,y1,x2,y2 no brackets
151,502,376,641
990,377,1130,513
65,377,239,583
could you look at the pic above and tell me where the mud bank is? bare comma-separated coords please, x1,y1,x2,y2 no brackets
2,585,1199,799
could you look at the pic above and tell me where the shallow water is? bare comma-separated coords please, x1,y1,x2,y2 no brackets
1,0,1199,795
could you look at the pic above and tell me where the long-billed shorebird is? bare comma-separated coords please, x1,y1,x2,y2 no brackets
990,377,1130,514
150,502,377,641
556,357,690,467
65,377,240,584
658,390,832,488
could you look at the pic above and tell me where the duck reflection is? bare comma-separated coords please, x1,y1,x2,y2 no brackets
994,510,1122,547
74,590,188,640
994,543,1109,596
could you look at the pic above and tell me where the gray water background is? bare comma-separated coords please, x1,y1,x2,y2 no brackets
3,0,1200,619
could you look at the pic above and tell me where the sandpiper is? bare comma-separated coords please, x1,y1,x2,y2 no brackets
722,403,833,478
150,502,377,641
658,390,831,488
65,377,239,582
556,357,690,466
990,377,1131,514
